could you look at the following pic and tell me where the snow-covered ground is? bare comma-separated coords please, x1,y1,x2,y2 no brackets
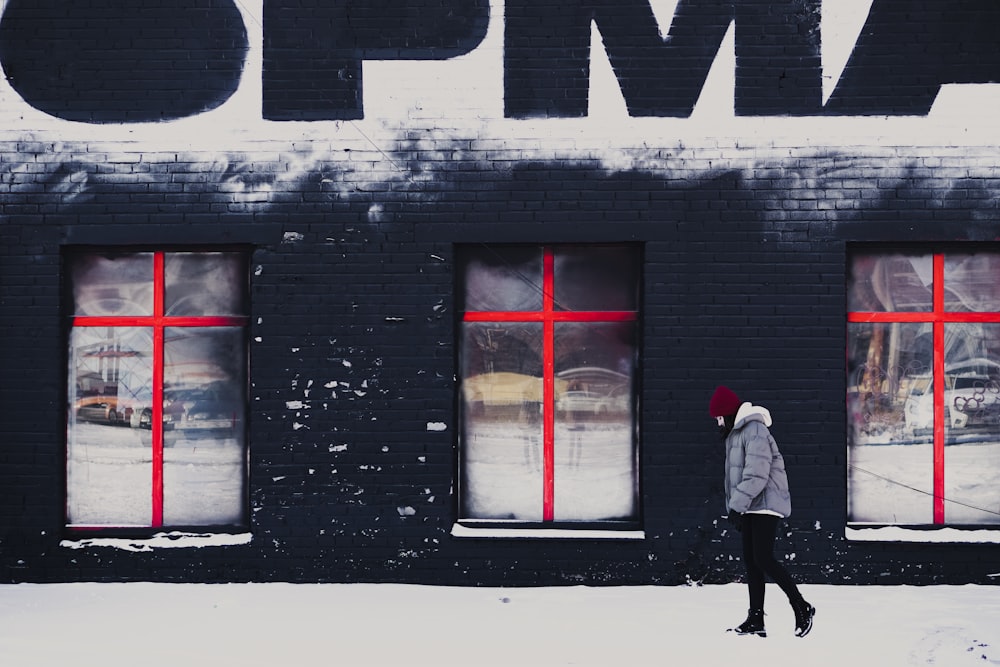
1,582,997,666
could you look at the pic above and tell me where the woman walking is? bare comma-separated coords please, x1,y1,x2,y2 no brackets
709,385,815,638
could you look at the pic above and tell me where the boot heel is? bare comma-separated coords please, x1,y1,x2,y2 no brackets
729,609,766,637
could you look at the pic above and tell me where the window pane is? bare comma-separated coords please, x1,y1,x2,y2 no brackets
459,322,543,520
553,322,638,521
944,254,1000,312
164,252,247,316
553,246,639,312
163,327,247,525
459,246,543,312
459,321,544,377
848,254,933,312
847,321,933,523
942,323,1000,524
67,327,154,526
69,253,154,316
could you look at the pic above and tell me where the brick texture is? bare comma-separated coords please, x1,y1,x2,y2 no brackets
2,0,1000,584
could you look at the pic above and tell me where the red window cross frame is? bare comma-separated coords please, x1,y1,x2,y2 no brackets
71,252,247,527
848,253,1000,524
462,248,638,521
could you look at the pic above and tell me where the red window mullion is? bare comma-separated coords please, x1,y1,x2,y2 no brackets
151,252,165,527
463,311,636,323
932,254,946,524
69,316,154,327
542,248,555,522
848,311,1000,324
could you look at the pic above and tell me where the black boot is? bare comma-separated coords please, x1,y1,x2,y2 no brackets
730,608,766,637
793,600,815,637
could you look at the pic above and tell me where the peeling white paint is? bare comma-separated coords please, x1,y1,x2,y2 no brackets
426,422,447,431
846,526,1000,544
368,202,388,223
451,525,645,540
60,532,252,552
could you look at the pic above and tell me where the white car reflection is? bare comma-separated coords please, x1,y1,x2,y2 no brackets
556,385,629,415
164,381,241,434
555,367,631,417
116,389,154,429
904,371,1000,433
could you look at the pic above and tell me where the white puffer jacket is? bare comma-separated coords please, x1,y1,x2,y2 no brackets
724,402,792,518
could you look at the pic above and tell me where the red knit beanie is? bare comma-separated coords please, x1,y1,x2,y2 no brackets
709,385,741,417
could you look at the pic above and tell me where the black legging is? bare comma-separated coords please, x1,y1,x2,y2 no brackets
740,513,804,611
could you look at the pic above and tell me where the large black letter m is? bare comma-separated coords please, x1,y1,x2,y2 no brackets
504,0,822,118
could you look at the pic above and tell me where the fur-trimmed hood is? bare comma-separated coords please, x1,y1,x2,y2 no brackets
734,401,772,429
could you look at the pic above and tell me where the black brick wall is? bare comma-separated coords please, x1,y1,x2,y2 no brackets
2,1,1000,585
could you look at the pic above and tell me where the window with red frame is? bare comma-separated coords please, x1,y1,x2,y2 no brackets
848,250,1000,526
457,245,640,525
66,251,249,529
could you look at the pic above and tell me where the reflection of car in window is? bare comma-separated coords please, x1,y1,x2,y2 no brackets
555,367,631,417
555,385,629,415
556,390,595,412
135,407,153,429
118,389,153,429
74,395,123,425
595,384,630,414
163,381,241,434
904,363,1000,434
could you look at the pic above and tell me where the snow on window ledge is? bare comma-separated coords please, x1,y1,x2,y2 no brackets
451,524,645,540
846,526,1000,544
60,531,252,552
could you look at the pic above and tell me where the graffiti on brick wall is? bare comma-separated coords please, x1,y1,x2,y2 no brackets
2,0,1000,123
